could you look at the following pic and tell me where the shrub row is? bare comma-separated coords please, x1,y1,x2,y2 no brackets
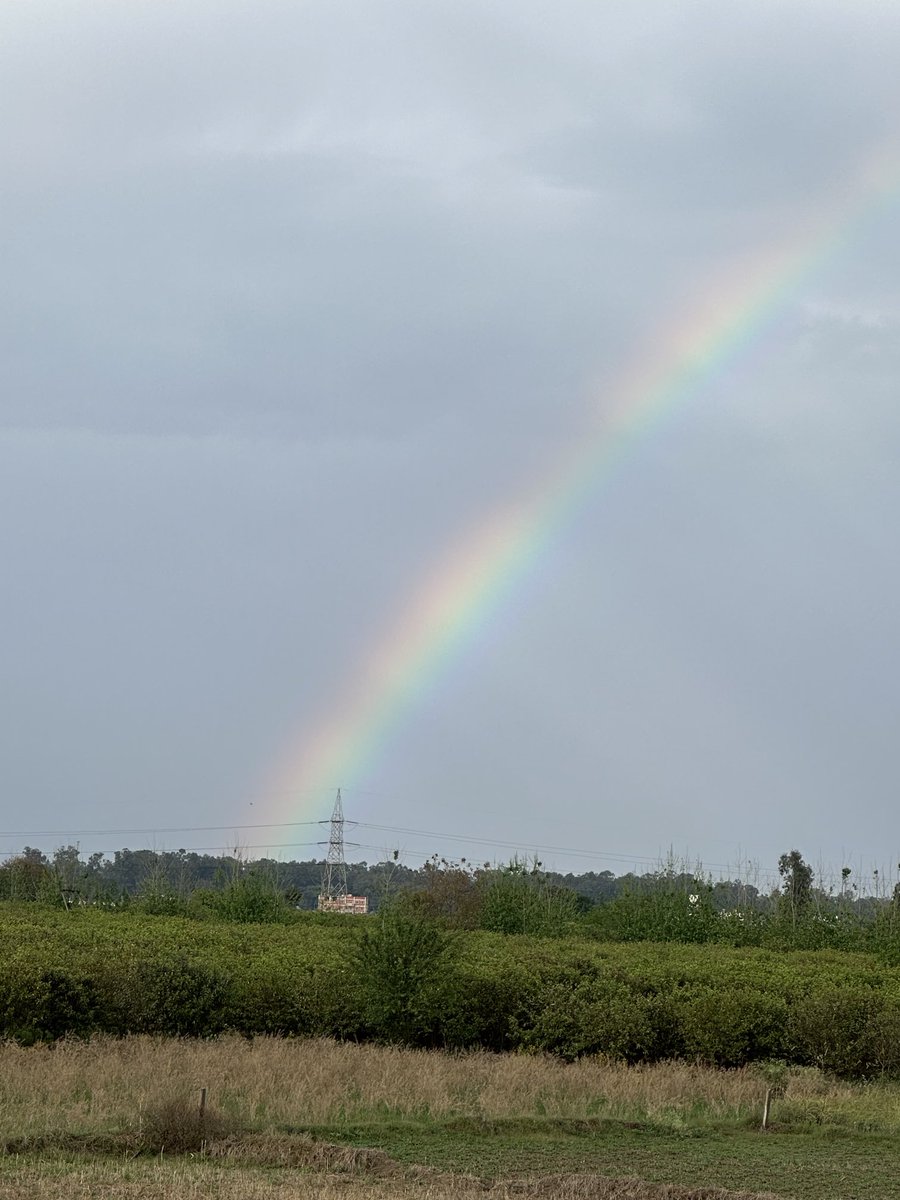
3,905,900,1077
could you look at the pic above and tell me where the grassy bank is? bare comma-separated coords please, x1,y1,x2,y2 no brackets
3,1036,900,1137
1,1038,899,1199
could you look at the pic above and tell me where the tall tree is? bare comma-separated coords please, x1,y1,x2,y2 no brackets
778,849,813,927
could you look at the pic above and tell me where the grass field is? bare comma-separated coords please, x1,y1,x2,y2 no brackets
1,1038,899,1198
0,1156,788,1199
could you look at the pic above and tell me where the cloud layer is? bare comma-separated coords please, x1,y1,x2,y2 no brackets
3,1,900,878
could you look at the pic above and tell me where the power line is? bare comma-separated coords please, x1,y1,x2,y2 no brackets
354,822,758,874
0,819,326,839
64,840,360,856
0,812,888,886
0,815,755,872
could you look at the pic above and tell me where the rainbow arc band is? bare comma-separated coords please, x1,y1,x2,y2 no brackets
262,146,900,834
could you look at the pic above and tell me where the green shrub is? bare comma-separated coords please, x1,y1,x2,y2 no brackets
229,962,366,1040
480,862,581,937
435,963,526,1051
0,968,101,1042
207,875,294,924
512,964,660,1062
354,903,452,1045
678,988,787,1066
585,884,720,944
3,904,900,1076
127,958,231,1037
0,856,57,904
861,999,900,1074
786,987,900,1076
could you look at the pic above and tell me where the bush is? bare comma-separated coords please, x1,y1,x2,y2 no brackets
480,862,581,937
140,1095,237,1152
862,999,900,1074
434,962,527,1051
0,968,101,1042
354,903,452,1045
230,963,367,1040
585,883,721,944
0,856,57,904
207,875,294,924
678,988,787,1066
786,987,900,1076
127,958,231,1037
516,979,659,1061
410,856,485,929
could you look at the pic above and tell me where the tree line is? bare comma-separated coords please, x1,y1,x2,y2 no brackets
2,844,900,955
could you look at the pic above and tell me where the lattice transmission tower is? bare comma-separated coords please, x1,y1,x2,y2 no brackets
320,788,348,902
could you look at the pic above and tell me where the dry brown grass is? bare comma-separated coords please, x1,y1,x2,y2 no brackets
0,1035,896,1142
0,1037,766,1137
140,1096,238,1153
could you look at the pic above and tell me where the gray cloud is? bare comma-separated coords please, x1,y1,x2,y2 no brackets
3,1,900,876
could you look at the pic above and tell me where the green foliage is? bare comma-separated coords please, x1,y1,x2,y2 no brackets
585,878,720,944
434,965,521,1052
0,968,101,1042
127,958,231,1037
786,987,900,1076
3,904,900,1076
8,844,900,967
207,872,294,924
229,961,365,1039
479,859,581,937
355,900,452,1044
0,853,58,905
409,856,485,928
678,988,787,1066
778,849,814,927
513,970,662,1061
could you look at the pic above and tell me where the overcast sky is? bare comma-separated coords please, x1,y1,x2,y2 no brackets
3,0,900,886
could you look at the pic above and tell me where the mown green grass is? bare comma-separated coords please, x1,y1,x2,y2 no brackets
2,1123,898,1200
315,1117,900,1199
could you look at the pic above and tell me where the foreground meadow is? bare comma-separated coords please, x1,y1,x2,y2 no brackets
1,1037,898,1199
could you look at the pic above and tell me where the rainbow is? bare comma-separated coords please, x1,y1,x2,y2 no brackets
262,146,899,834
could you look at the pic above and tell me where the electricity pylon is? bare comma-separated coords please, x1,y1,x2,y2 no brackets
321,788,348,901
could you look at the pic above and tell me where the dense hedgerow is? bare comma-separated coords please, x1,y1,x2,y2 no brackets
3,903,900,1076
